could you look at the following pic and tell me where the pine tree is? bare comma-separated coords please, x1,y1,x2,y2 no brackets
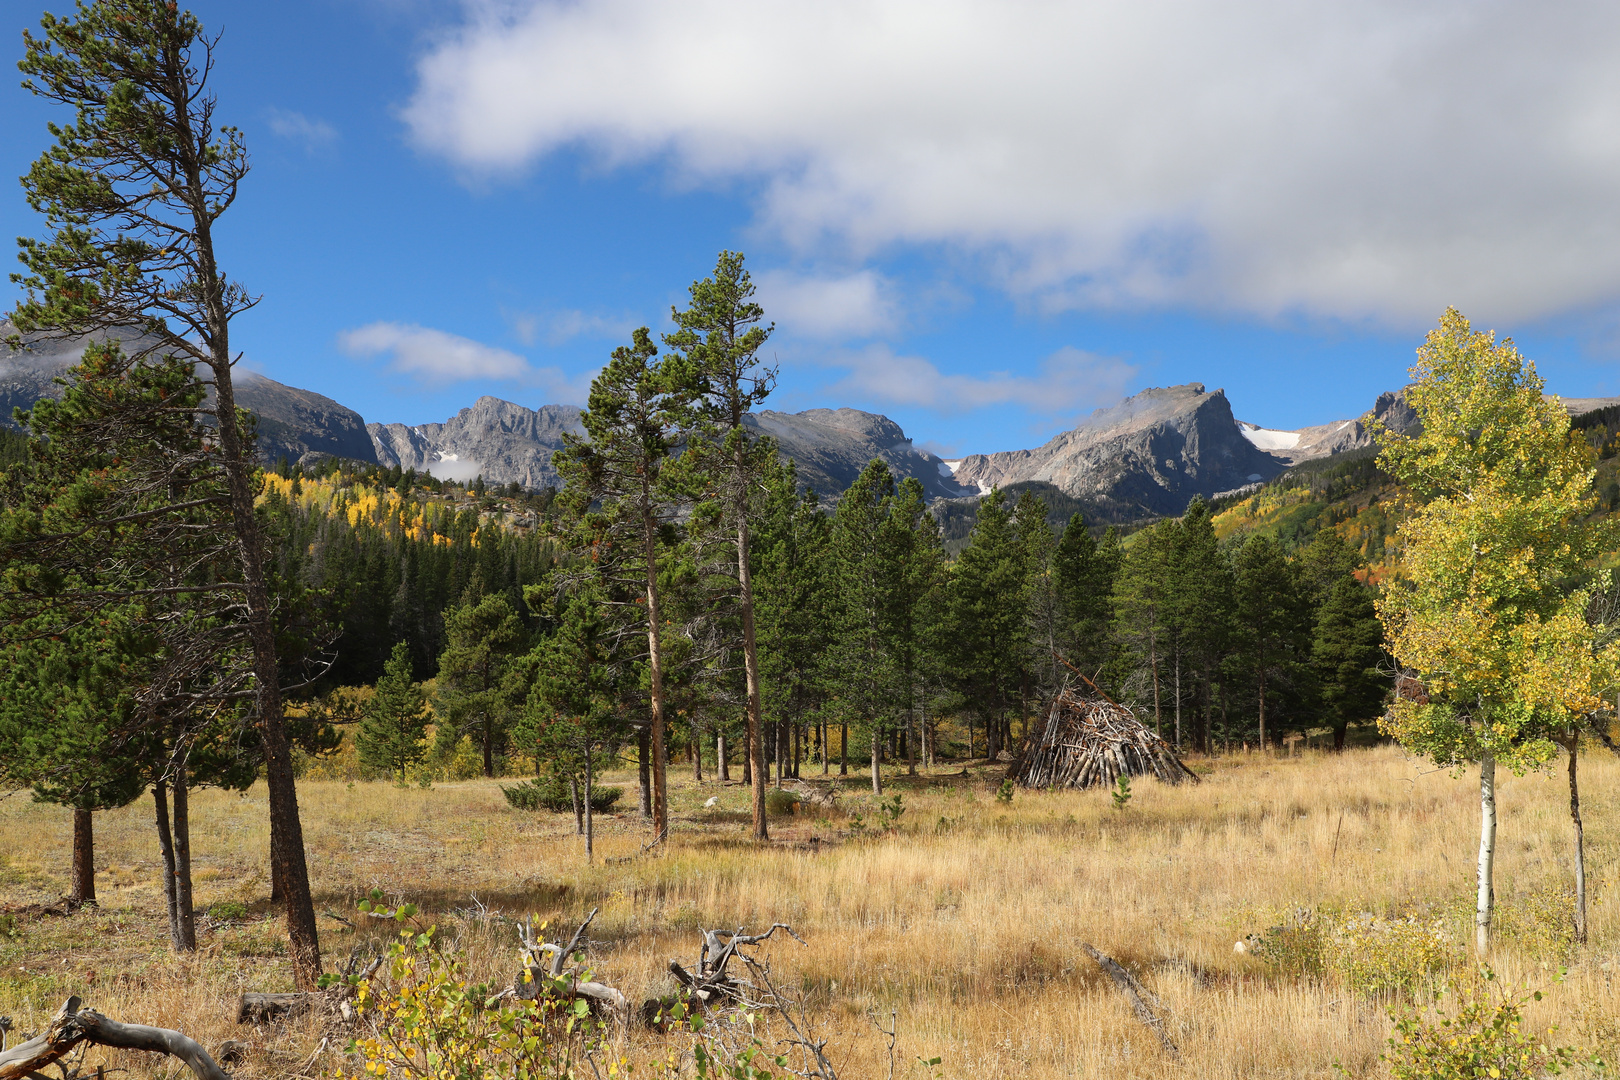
553,326,684,841
946,488,1028,760
1053,514,1120,680
1111,522,1172,736
1164,500,1234,752
754,460,832,781
1230,535,1309,749
434,594,526,777
359,642,430,778
1312,576,1386,749
10,1,323,984
663,252,777,840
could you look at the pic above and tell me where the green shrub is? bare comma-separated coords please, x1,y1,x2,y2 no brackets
1383,968,1602,1080
765,788,801,816
501,777,623,814
1253,907,1455,996
207,900,249,922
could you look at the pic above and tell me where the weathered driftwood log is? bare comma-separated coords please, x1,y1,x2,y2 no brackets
235,953,382,1025
641,924,806,1026
0,996,232,1080
1081,944,1179,1059
514,907,628,1015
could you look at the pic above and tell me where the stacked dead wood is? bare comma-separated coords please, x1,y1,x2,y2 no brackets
1013,679,1198,790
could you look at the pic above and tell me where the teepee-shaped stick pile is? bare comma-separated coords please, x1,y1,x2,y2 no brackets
1013,678,1199,790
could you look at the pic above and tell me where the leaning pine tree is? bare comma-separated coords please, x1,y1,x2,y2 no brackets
9,2,323,984
1376,308,1618,953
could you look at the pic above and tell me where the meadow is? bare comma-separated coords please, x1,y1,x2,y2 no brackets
1,744,1617,1079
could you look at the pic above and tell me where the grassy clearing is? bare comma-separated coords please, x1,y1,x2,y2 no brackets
2,745,1618,1078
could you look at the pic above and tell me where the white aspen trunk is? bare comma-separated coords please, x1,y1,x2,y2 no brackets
1476,750,1497,955
871,728,882,795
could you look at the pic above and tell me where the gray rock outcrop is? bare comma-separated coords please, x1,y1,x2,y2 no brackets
950,383,1286,518
0,322,375,466
368,397,585,489
744,407,973,500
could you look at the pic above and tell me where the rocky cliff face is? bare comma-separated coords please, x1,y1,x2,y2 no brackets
369,398,972,497
745,407,973,500
0,323,375,466
368,397,585,488
951,384,1286,517
1238,388,1422,465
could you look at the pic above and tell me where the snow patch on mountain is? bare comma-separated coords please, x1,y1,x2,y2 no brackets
1238,422,1302,451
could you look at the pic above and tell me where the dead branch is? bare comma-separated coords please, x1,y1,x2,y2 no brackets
0,996,231,1080
1081,944,1178,1060
513,908,628,1016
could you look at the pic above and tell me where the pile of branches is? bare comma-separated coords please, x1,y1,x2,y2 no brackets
1013,679,1198,790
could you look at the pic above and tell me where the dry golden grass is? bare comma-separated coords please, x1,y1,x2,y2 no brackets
3,744,1619,1078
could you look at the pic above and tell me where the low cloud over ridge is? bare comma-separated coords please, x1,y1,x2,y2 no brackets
824,344,1136,418
339,321,593,402
404,1,1620,327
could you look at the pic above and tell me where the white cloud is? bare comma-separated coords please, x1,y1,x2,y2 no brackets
824,344,1135,416
338,321,595,402
265,107,338,151
505,308,639,346
753,269,899,338
403,1,1620,327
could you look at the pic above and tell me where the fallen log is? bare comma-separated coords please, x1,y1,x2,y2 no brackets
236,993,308,1024
0,996,232,1080
1081,943,1178,1060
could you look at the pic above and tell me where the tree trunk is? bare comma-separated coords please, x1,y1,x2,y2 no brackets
1257,648,1268,752
718,733,730,782
907,709,917,776
642,510,670,844
1149,621,1161,739
172,769,196,951
190,89,321,983
821,720,829,775
1174,648,1181,751
840,723,848,775
584,749,594,864
987,712,1001,760
792,719,801,779
482,718,495,778
152,782,185,954
742,740,751,783
693,720,704,783
570,776,583,835
1476,750,1497,955
1568,730,1587,944
638,727,652,817
871,729,882,795
69,808,95,908
735,516,768,841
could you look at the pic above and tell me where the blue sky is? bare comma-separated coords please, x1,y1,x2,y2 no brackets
4,1,1620,457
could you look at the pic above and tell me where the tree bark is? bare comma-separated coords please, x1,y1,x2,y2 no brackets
870,728,882,795
69,808,94,908
643,510,670,844
718,732,730,782
584,747,594,864
693,720,704,783
172,768,196,951
840,722,848,775
1567,729,1588,944
638,726,652,817
152,782,186,953
1476,750,1497,955
735,515,769,841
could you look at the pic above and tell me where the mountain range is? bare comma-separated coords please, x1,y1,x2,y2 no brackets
6,324,1617,519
